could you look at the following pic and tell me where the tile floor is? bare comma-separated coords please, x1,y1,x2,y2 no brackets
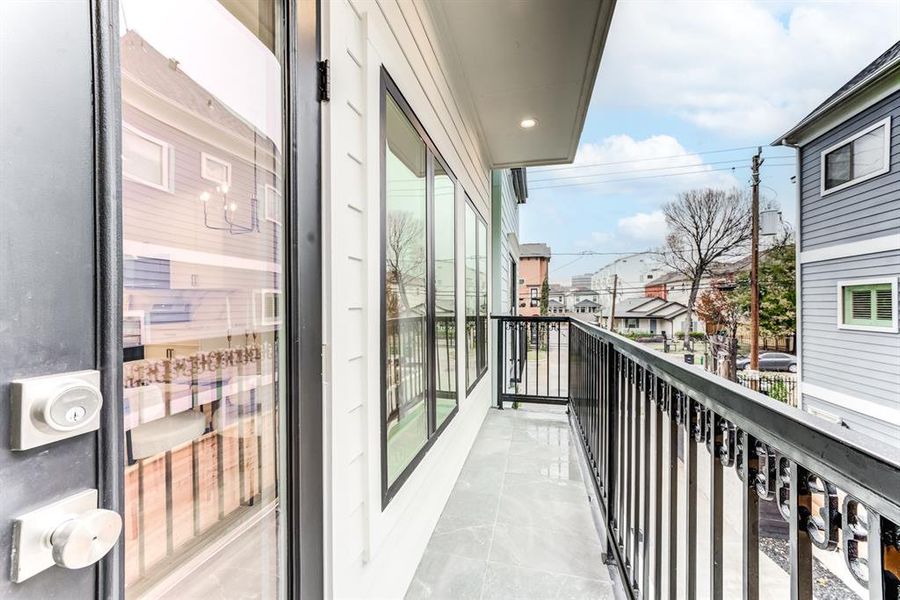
405,406,614,600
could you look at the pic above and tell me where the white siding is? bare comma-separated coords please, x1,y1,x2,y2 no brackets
322,1,494,597
799,250,900,445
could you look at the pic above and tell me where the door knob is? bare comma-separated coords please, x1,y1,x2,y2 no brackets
11,489,122,583
50,509,122,570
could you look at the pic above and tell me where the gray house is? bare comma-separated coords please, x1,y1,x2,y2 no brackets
775,41,900,445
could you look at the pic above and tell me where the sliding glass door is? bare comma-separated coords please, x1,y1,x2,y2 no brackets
119,1,287,595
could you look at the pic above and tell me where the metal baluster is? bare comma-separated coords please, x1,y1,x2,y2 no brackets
631,366,642,590
709,412,724,600
545,322,550,398
741,431,759,600
866,513,885,600
685,399,697,600
653,379,664,600
668,387,679,599
642,371,652,597
624,361,634,578
789,462,813,600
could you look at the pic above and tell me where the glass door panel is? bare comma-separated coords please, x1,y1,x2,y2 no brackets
119,0,285,596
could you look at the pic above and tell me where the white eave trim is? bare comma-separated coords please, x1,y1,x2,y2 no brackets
801,382,900,426
799,232,900,264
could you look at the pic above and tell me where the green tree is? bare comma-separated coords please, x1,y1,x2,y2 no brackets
539,277,550,316
730,237,796,338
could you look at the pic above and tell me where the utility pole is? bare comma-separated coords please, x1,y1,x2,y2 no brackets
608,274,618,332
750,147,764,378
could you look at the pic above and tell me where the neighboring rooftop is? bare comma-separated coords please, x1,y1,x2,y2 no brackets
612,296,687,319
776,40,900,144
520,243,552,258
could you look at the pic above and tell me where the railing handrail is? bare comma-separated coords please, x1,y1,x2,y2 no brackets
559,315,900,524
491,314,570,322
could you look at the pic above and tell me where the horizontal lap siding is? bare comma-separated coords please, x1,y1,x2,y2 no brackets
799,90,900,252
800,251,900,436
325,1,492,598
493,170,519,315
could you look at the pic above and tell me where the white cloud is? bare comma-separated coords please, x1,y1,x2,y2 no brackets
595,0,900,138
617,210,667,243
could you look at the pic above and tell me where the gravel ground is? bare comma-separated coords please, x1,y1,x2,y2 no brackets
759,537,860,599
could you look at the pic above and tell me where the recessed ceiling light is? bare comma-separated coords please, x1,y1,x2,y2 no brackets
520,118,538,129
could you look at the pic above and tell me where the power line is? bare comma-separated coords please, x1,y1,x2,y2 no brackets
531,154,795,180
528,162,794,191
533,145,795,173
529,157,764,184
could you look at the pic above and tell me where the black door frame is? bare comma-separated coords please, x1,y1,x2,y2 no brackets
90,0,323,597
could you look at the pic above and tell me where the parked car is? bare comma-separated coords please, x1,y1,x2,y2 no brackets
736,352,797,372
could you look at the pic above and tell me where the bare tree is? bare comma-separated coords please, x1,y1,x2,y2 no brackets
658,188,752,348
386,211,426,314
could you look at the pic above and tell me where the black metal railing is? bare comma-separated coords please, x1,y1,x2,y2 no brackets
495,316,569,406
496,315,900,600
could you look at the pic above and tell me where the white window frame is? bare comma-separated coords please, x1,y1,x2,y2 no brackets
835,277,899,333
264,184,282,225
820,117,891,196
123,123,173,192
201,152,232,186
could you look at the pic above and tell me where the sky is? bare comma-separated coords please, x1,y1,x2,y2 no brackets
520,0,900,284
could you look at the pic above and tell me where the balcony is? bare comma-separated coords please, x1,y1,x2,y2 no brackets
407,316,900,599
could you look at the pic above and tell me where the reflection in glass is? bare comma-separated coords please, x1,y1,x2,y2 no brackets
433,162,456,427
465,205,478,389
384,95,428,485
119,0,284,596
477,218,488,375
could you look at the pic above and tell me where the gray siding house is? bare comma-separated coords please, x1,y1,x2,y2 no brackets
775,41,900,445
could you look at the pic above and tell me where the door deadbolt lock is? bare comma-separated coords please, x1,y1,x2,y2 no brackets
11,489,122,583
10,370,102,450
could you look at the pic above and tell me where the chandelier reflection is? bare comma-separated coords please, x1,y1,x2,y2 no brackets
199,184,259,235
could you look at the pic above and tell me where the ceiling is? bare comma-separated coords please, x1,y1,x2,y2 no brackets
426,0,616,169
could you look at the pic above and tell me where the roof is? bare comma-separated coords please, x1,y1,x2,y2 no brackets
647,258,753,287
612,296,686,319
573,299,600,308
120,31,268,146
775,41,900,145
426,0,616,167
520,243,552,258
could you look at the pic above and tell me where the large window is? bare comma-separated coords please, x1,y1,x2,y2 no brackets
382,72,458,502
821,117,891,195
837,279,898,332
465,200,488,391
119,0,286,596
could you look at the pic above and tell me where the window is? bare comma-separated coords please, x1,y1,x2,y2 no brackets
254,289,281,326
837,279,898,332
466,201,488,391
123,124,172,191
382,72,458,503
264,184,282,225
201,152,232,186
821,117,891,195
530,287,538,307
626,318,638,329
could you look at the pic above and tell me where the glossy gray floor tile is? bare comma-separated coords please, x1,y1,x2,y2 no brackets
405,407,612,600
